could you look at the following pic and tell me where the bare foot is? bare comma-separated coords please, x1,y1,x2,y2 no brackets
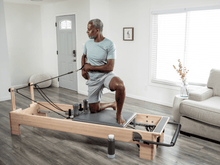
114,101,125,125
112,101,117,111
116,115,126,125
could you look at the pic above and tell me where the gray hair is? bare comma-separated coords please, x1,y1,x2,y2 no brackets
89,19,103,34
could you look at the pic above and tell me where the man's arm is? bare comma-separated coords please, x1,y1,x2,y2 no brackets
84,59,114,73
81,54,89,80
81,54,87,66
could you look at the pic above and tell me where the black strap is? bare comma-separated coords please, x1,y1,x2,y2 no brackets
16,90,67,118
35,84,65,112
16,64,86,90
11,65,86,118
32,64,86,86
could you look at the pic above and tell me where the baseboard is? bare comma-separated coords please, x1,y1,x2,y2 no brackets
70,90,172,107
78,90,88,96
126,93,173,107
0,96,11,102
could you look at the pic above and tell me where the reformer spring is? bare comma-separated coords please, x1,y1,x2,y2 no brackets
130,121,156,132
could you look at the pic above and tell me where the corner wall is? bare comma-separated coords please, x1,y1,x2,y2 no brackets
4,3,44,88
0,0,11,101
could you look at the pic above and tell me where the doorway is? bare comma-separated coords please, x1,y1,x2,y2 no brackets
56,14,77,91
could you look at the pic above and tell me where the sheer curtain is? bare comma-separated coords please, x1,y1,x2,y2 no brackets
151,8,220,86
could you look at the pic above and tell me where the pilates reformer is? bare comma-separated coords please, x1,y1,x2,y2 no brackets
8,66,181,161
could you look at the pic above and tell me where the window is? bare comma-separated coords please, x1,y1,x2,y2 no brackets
60,20,72,29
151,7,220,86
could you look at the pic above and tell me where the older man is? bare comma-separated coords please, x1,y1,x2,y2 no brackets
81,19,125,125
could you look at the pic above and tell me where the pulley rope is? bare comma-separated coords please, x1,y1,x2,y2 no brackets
12,64,86,118
16,64,86,91
16,90,67,118
35,84,65,112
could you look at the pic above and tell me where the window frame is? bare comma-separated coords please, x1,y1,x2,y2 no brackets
60,20,72,30
149,5,220,89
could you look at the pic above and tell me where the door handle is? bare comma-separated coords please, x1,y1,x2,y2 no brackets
73,50,76,57
73,59,76,62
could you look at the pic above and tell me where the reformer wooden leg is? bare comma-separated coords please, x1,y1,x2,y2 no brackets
139,135,157,160
10,88,16,111
9,113,21,135
139,143,156,160
160,130,165,143
30,82,35,104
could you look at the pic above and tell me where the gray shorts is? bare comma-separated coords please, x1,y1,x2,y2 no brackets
86,72,115,104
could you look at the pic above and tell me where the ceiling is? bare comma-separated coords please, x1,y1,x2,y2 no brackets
4,0,67,5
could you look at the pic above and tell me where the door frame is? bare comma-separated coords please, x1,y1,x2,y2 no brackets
55,13,79,92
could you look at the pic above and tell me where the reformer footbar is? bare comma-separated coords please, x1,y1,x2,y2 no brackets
8,63,181,161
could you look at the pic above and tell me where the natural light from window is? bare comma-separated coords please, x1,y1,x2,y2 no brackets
152,8,220,86
60,20,72,29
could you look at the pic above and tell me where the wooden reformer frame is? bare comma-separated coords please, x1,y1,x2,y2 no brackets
9,84,180,161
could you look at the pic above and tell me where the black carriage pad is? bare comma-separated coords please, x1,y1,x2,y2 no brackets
73,109,137,128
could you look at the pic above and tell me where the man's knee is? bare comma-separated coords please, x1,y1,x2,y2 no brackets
89,102,100,113
109,77,125,91
116,82,125,91
116,81,125,91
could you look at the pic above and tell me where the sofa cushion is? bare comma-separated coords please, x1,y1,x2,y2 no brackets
179,96,220,127
207,69,220,96
188,87,213,101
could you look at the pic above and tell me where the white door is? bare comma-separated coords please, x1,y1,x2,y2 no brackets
56,15,77,91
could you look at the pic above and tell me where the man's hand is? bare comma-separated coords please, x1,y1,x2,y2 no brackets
83,63,92,72
82,69,89,80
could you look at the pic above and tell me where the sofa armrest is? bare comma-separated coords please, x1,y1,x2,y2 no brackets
188,87,213,101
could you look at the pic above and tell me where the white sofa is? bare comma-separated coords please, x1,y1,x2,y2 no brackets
179,69,220,142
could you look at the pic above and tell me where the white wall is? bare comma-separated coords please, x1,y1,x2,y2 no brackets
90,0,110,37
0,0,11,101
107,0,220,106
4,3,44,87
41,0,220,106
41,0,90,95
89,0,111,94
108,0,176,106
3,0,220,106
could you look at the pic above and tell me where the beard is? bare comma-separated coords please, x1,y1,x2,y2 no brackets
89,36,96,39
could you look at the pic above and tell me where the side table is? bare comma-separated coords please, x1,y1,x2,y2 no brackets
172,95,188,123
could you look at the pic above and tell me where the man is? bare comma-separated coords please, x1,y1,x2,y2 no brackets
81,19,126,125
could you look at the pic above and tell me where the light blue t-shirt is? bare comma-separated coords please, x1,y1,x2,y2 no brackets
83,38,116,81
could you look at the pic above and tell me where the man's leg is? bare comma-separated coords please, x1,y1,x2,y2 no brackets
89,102,117,113
88,77,117,113
109,77,126,125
